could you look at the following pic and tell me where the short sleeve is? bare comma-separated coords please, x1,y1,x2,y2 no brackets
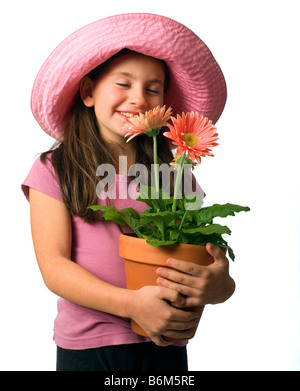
21,155,63,202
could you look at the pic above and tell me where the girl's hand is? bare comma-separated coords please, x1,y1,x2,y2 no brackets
126,285,201,347
156,243,236,307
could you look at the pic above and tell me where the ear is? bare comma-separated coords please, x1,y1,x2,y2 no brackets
80,76,94,107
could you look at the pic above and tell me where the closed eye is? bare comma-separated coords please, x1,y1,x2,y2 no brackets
117,83,130,88
147,88,159,93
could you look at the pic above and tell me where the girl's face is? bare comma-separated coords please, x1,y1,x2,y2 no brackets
81,52,166,144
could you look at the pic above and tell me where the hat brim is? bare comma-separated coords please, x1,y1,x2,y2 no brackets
31,13,227,139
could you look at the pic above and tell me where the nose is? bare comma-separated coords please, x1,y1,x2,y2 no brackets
129,86,148,110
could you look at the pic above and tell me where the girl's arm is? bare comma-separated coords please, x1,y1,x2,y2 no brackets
156,243,236,307
29,188,199,346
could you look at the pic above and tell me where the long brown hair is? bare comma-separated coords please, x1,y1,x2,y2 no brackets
41,50,174,223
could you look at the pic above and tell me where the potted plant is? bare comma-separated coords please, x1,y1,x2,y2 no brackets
89,106,250,336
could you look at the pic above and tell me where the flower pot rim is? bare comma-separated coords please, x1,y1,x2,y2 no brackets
119,232,208,250
119,233,214,266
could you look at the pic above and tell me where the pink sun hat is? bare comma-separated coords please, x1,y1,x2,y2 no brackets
31,13,227,140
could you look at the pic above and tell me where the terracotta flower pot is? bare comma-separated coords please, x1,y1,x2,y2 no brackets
119,233,214,337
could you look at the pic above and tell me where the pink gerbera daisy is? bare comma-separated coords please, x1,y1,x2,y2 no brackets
123,105,172,142
163,112,218,163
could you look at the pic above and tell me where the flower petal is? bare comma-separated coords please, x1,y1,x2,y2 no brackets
165,112,218,163
123,105,172,141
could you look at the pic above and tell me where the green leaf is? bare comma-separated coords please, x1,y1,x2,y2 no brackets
182,223,231,236
88,205,143,235
88,205,107,211
141,210,178,241
88,205,126,225
144,238,177,247
137,185,172,212
197,203,250,223
227,246,235,262
185,233,226,246
169,229,190,244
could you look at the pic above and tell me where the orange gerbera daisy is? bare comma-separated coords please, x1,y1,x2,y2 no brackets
124,105,172,142
164,112,218,163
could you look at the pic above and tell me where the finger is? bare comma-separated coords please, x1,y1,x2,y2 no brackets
165,317,200,331
165,257,203,275
163,325,199,340
156,286,186,306
157,278,206,306
157,266,200,287
168,307,200,323
206,243,228,265
157,276,199,298
181,296,205,307
150,334,174,347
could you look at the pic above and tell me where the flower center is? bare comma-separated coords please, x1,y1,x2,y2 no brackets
182,133,198,147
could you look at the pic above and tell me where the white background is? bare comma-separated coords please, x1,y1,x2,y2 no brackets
1,0,299,371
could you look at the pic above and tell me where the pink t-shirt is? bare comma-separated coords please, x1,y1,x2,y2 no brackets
22,156,205,350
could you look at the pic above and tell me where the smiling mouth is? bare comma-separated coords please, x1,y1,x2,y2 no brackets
119,112,140,118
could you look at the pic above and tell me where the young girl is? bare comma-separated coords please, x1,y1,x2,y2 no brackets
22,13,235,371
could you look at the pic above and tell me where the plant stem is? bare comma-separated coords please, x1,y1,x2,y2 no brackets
172,152,186,212
153,135,159,193
179,210,188,230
